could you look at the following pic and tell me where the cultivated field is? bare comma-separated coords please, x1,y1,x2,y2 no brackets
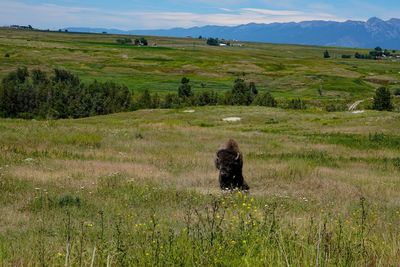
1,29,400,266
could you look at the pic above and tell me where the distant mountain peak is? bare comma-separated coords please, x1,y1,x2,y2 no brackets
66,17,400,49
367,17,384,23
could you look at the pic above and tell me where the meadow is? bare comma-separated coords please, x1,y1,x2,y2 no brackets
1,106,400,265
1,28,400,100
1,29,400,266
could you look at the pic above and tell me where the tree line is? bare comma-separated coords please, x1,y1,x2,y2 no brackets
0,67,396,119
132,78,278,109
0,67,132,119
0,68,280,119
324,47,398,60
116,37,148,46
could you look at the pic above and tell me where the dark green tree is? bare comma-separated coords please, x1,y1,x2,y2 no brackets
134,38,148,46
323,50,330,58
231,79,253,105
140,37,148,46
373,87,393,111
178,77,193,98
206,38,219,46
137,89,152,109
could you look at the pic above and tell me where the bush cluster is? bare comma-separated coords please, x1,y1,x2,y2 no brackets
116,38,132,45
0,67,132,119
355,47,393,60
133,78,277,109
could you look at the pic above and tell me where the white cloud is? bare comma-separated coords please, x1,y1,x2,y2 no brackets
241,8,304,16
219,8,234,12
0,0,345,30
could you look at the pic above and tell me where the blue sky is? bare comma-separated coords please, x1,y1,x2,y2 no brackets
1,0,399,30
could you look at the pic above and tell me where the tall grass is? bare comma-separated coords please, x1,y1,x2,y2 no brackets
3,190,397,266
1,107,400,265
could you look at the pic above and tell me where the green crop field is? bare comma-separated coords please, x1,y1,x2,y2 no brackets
1,29,400,266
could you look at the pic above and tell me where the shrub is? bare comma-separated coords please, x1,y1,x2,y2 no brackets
253,91,277,107
136,89,153,109
162,93,182,108
325,102,347,112
116,38,132,45
393,88,400,96
58,195,82,208
4,53,10,58
323,50,330,58
373,87,393,111
341,55,352,59
195,90,219,106
286,98,306,109
151,93,161,108
178,77,193,98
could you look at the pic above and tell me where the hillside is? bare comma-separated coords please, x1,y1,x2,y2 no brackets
67,17,400,49
1,27,400,265
1,106,400,265
1,28,399,102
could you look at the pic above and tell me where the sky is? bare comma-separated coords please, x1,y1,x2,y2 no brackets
1,0,399,30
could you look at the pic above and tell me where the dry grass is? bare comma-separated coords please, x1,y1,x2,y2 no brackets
1,106,400,265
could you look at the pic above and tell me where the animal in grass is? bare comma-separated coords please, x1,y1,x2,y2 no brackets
215,139,249,191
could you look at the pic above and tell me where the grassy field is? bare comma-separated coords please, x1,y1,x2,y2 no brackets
1,28,400,100
1,106,400,265
1,29,400,265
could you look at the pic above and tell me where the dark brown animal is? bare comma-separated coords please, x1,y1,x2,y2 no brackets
215,139,249,191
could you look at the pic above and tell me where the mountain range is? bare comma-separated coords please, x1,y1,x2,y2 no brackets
66,17,400,49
